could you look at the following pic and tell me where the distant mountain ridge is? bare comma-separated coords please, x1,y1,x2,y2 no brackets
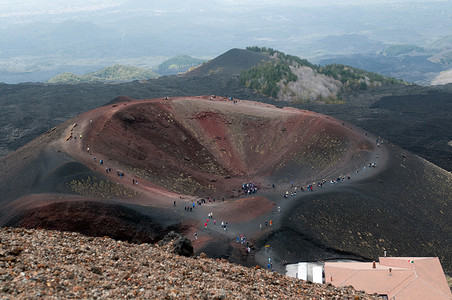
47,65,159,83
47,55,207,83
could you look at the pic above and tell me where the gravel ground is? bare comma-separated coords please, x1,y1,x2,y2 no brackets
0,227,380,299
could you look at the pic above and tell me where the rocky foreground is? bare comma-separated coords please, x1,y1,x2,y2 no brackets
0,227,379,299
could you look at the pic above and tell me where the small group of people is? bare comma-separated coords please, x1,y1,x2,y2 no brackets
242,181,258,194
197,199,208,206
286,170,357,195
267,256,273,270
236,234,247,244
224,94,238,104
283,191,290,198
204,214,215,228
204,197,219,203
284,187,299,198
221,220,228,231
90,148,142,186
330,175,350,184
236,234,251,254
199,213,227,231
285,149,382,195
204,219,226,230
259,219,273,230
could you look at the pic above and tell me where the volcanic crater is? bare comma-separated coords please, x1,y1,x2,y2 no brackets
1,96,451,274
83,96,373,198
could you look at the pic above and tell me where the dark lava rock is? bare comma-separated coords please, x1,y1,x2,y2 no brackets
159,231,194,257
5,201,169,244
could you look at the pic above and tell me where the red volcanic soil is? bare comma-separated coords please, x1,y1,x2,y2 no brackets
7,96,451,274
74,96,374,201
216,196,274,223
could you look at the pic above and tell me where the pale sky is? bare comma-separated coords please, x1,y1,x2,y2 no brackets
1,0,449,20
0,0,450,59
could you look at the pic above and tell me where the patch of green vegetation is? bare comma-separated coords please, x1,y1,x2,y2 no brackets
380,44,424,56
48,65,159,83
446,274,452,288
88,65,158,80
172,173,207,195
246,46,317,69
240,60,296,98
68,176,140,199
318,64,404,87
209,67,223,75
157,55,206,72
292,133,348,171
47,72,89,83
322,95,345,105
295,95,345,105
132,166,213,196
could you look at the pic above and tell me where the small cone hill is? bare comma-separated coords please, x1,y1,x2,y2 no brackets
181,48,270,77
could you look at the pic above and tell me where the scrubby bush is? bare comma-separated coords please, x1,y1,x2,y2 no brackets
68,176,140,199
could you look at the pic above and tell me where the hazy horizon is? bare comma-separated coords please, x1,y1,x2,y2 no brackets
0,0,451,83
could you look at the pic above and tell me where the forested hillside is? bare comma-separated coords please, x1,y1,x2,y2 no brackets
240,47,405,103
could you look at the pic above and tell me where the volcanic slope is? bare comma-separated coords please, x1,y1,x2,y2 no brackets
0,96,451,275
182,48,270,77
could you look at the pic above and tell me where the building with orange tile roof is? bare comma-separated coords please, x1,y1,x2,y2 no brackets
325,257,452,299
